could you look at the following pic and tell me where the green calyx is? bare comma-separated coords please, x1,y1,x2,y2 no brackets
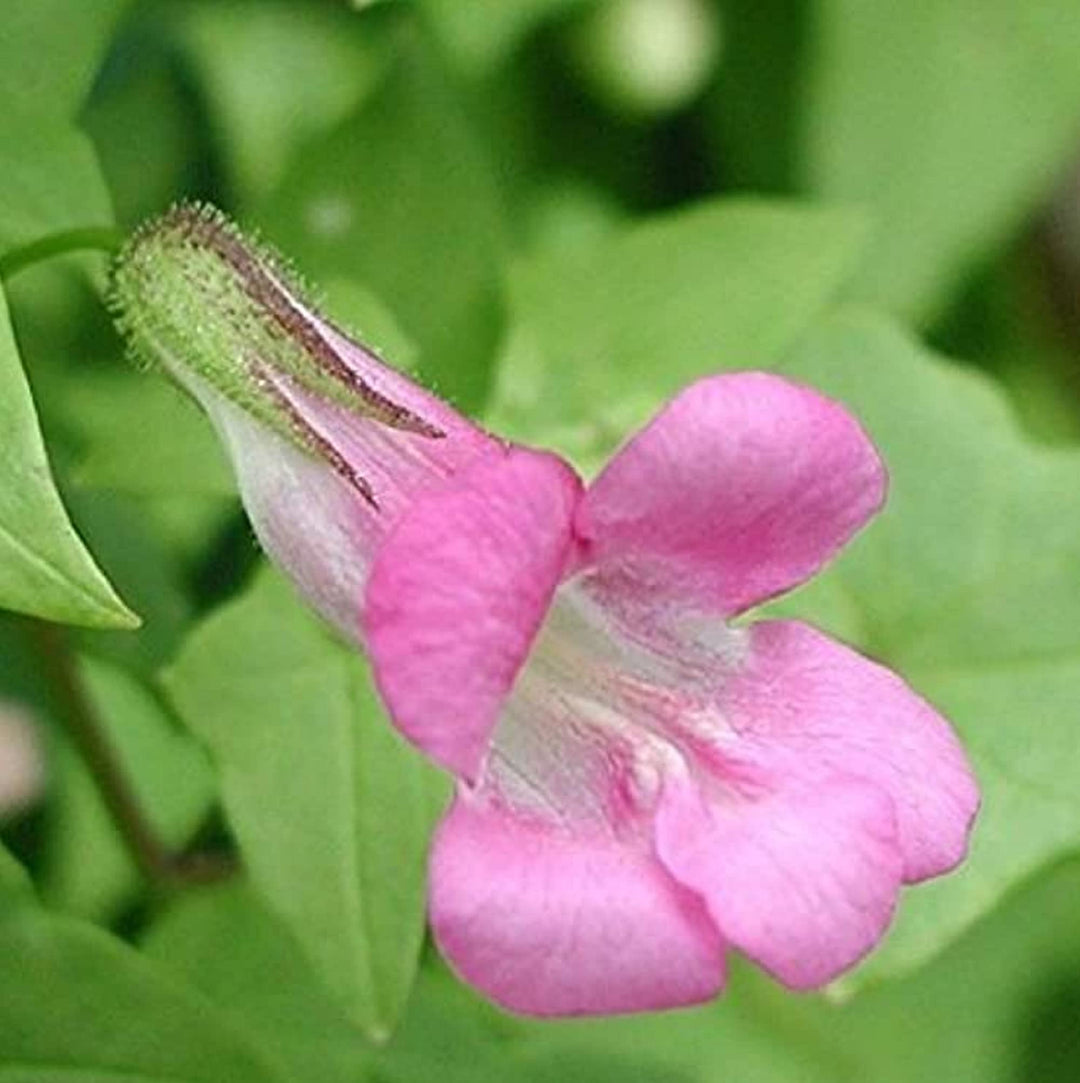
108,203,441,501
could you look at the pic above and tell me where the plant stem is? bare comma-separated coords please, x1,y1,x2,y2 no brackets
30,620,236,891
0,226,124,281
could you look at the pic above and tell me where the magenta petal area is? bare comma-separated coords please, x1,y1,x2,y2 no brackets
429,790,726,1016
203,394,379,644
719,621,979,883
655,773,902,990
305,309,487,444
363,448,583,781
576,373,886,617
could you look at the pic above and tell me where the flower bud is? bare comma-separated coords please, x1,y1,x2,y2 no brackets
110,204,494,641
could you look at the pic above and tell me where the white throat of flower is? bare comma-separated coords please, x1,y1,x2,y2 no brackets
486,576,750,834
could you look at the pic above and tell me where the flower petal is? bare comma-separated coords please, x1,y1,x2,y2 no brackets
206,393,376,643
364,448,583,780
176,363,494,648
656,772,901,989
252,361,491,522
721,621,979,883
576,373,886,616
307,309,485,443
430,789,725,1016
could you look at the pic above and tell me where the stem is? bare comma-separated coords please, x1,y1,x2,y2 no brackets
0,226,124,281
30,620,236,891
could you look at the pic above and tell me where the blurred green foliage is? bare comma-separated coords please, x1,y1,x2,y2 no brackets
3,0,1080,1080
164,567,447,1040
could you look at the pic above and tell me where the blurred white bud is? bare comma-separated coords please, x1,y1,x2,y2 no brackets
569,0,722,118
0,702,45,819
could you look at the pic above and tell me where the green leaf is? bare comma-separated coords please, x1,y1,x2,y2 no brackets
705,0,805,192
84,41,209,229
0,845,286,1082
512,1050,691,1083
503,860,1080,1082
802,0,1080,322
164,567,448,1040
65,371,235,497
0,0,124,263
43,656,215,920
143,881,373,1083
144,886,693,1083
0,843,32,901
0,290,137,628
0,124,114,261
178,0,384,207
516,860,1080,1083
522,180,627,261
458,958,840,1083
736,858,1080,1083
0,0,129,122
375,954,524,1082
378,957,703,1083
766,310,1080,989
419,0,587,72
261,16,505,410
488,197,867,475
64,490,202,676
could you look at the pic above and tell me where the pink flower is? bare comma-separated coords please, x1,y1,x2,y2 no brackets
112,205,979,1018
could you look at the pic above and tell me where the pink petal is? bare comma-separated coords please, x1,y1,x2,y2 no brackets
429,789,725,1016
251,361,492,529
721,621,979,883
204,393,378,643
655,773,901,990
183,364,493,647
363,448,583,780
576,373,886,617
305,310,483,445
